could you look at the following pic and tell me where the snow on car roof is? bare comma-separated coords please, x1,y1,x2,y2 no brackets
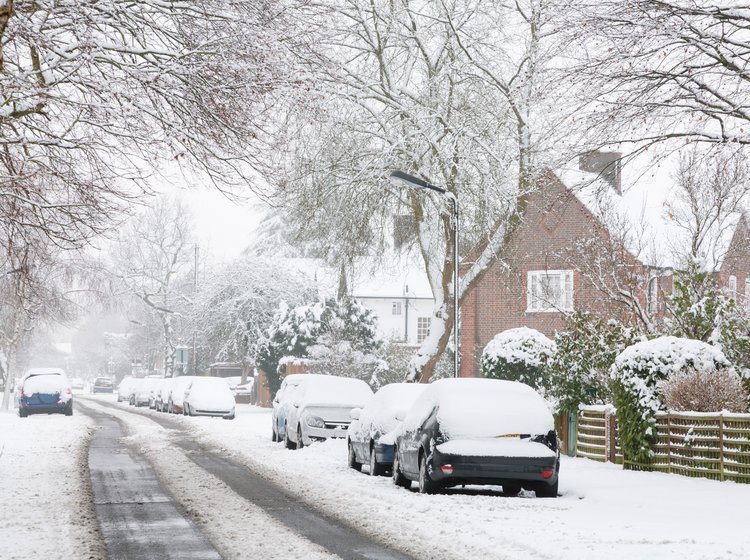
402,378,553,440
297,376,373,406
24,367,66,378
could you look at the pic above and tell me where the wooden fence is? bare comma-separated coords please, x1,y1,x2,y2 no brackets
575,406,622,464
643,412,750,483
576,407,750,483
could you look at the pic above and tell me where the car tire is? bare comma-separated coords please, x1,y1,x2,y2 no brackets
392,452,410,489
536,479,558,498
348,441,362,472
19,409,27,418
369,444,384,477
297,425,304,449
272,426,278,442
284,424,296,450
418,454,435,494
503,484,522,496
223,412,235,420
65,406,73,417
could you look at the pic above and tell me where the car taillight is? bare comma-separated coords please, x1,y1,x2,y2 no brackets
440,465,453,475
541,468,554,479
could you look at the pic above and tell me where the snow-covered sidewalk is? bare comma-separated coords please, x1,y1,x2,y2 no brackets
0,410,104,560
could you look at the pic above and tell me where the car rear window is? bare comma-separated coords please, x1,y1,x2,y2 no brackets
23,374,67,394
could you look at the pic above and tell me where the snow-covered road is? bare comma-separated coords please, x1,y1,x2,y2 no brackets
4,396,750,559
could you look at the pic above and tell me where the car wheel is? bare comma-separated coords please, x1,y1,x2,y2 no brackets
272,425,278,442
503,484,521,497
65,406,73,417
392,452,410,489
19,409,27,418
297,425,304,449
223,412,235,420
369,444,384,476
284,424,296,450
536,479,558,498
348,441,362,472
418,454,435,494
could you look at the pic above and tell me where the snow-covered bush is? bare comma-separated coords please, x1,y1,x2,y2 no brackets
548,311,641,413
481,327,556,393
611,336,732,467
661,367,747,413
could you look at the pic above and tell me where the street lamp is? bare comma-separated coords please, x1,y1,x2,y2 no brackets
389,170,460,378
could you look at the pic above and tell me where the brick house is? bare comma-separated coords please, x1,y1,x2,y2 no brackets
459,153,750,378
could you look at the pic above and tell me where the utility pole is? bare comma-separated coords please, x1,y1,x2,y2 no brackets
192,244,198,376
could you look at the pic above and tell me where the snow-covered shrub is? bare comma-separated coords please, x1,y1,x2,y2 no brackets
661,367,747,413
611,336,732,467
481,327,556,393
548,311,641,413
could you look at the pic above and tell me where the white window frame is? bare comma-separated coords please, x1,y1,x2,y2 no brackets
392,301,402,315
526,270,574,312
417,317,431,343
648,276,659,316
728,275,737,299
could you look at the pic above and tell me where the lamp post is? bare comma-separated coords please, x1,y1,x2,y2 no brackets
389,170,460,378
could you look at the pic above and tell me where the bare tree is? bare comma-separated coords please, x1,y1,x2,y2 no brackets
270,0,578,382
109,196,194,377
0,0,293,250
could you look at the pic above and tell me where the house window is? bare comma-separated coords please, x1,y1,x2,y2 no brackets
728,275,737,299
392,301,402,315
417,317,431,343
648,277,659,315
527,270,573,312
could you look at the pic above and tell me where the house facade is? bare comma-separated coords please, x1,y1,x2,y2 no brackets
459,156,750,378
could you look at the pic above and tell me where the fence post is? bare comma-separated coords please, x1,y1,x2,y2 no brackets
719,413,725,482
666,413,671,474
607,412,617,463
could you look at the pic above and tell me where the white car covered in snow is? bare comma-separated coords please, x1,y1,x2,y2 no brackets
182,377,236,419
283,375,373,449
347,383,427,476
392,378,560,497
132,377,162,407
167,376,197,414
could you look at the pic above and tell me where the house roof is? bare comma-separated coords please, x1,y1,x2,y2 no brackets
349,253,433,299
556,168,745,272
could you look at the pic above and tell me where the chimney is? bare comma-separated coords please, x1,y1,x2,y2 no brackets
579,151,622,194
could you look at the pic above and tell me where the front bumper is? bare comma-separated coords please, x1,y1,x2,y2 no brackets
303,424,349,443
374,442,395,465
429,447,559,488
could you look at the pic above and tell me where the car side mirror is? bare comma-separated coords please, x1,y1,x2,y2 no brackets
395,409,406,422
350,407,361,421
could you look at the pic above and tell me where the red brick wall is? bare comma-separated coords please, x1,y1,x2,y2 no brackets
459,174,646,378
718,215,750,306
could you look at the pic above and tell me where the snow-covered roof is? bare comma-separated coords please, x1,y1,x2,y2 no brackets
349,253,433,299
557,168,744,272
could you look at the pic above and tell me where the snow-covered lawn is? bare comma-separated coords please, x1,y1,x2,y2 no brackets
0,409,104,560
92,396,750,560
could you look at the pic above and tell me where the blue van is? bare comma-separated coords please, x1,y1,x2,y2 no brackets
18,368,73,417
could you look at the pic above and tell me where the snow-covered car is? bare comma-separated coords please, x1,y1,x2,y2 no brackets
117,376,136,402
168,376,198,414
347,383,427,476
92,376,114,394
271,374,309,442
283,375,374,449
155,378,175,412
18,368,73,418
392,378,559,497
132,377,161,407
182,377,236,419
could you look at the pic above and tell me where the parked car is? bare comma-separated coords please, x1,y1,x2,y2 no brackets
392,378,559,497
168,376,197,414
271,374,309,442
283,375,374,449
183,377,236,419
155,378,175,412
132,377,161,407
348,383,427,476
70,377,86,391
92,377,114,394
226,376,254,404
18,368,73,417
117,376,135,402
